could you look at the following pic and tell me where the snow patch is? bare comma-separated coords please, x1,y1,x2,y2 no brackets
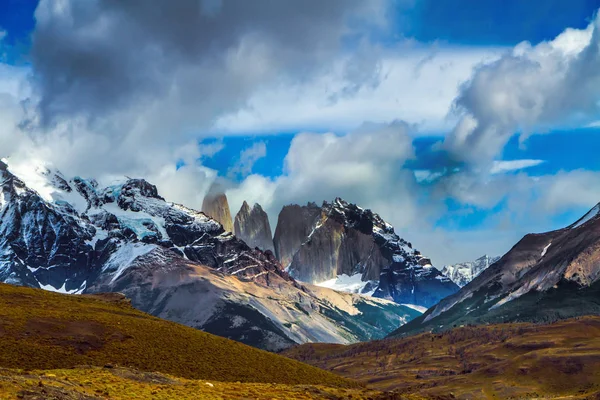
39,280,86,295
315,273,369,294
541,242,552,258
102,243,156,282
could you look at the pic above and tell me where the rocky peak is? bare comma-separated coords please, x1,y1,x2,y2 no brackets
275,198,458,307
273,202,322,267
234,201,274,252
201,190,234,233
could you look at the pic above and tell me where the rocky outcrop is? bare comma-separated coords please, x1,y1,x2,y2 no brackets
275,198,459,308
0,162,419,351
234,201,274,252
393,203,600,337
201,190,234,233
273,203,321,267
440,255,500,287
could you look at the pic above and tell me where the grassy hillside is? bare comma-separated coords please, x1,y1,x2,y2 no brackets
0,366,416,399
0,283,356,388
283,316,600,399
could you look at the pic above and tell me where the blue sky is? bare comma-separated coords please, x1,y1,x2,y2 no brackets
399,0,599,45
1,1,600,265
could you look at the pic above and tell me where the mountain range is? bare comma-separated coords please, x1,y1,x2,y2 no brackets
0,160,419,351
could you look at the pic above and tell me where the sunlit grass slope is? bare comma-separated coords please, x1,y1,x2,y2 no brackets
0,283,355,388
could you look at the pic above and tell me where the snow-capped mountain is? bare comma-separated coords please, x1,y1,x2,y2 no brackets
440,255,500,287
0,160,419,351
274,198,459,308
392,202,600,337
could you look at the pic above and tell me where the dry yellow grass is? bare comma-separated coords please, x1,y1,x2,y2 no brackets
0,366,417,400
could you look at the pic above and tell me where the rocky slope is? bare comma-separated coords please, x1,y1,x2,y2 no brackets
0,160,418,351
274,198,459,308
440,255,500,287
234,201,274,252
393,203,600,337
201,188,234,232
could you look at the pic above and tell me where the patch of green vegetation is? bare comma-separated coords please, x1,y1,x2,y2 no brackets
0,283,356,388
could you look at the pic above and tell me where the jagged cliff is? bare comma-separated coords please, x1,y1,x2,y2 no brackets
201,189,234,233
273,202,322,267
234,201,274,252
273,198,459,308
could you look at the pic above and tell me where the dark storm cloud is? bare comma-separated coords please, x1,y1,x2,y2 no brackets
31,0,387,127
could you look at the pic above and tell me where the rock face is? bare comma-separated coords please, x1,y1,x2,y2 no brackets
392,203,600,337
201,190,234,233
274,198,459,308
234,201,274,252
0,161,419,351
273,203,322,267
440,255,500,287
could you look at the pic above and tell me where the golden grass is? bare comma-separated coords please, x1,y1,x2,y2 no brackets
0,366,416,400
0,283,355,388
283,316,600,399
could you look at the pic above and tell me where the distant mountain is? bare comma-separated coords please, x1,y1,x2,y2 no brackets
440,255,500,287
0,160,418,351
201,188,234,232
392,203,600,337
234,201,274,252
273,198,459,308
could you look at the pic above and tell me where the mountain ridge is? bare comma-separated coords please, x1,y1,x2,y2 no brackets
391,202,600,337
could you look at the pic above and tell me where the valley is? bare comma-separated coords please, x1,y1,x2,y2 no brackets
284,316,600,399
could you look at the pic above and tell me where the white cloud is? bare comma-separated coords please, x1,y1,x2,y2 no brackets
214,47,503,134
445,13,600,165
226,121,427,236
490,159,545,174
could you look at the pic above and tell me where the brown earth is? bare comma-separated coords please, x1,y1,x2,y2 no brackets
283,316,600,399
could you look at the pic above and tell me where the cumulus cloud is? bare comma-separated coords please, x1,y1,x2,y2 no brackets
445,12,600,165
226,122,428,234
214,47,502,134
31,0,388,130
